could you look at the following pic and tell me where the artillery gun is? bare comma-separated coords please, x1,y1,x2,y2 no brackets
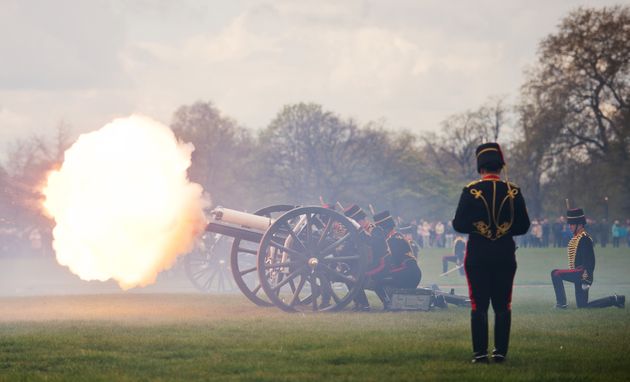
199,205,368,312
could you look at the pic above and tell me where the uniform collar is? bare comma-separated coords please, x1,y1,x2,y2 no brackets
573,227,585,237
481,174,501,181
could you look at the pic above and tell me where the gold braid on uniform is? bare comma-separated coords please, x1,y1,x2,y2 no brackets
495,188,519,240
567,230,587,270
470,188,493,239
469,181,519,241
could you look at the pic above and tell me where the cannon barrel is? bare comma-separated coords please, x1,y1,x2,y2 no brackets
211,207,274,232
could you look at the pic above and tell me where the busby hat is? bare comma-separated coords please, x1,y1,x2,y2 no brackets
343,204,366,221
374,210,396,233
387,236,412,257
567,208,586,225
476,142,505,173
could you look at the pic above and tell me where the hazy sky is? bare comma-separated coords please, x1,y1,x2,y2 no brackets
0,0,623,156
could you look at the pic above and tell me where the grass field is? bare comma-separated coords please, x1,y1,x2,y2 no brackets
1,246,629,381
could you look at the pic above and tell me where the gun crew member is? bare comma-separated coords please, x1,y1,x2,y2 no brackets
551,207,625,309
452,142,531,364
343,204,388,311
366,211,421,310
442,236,466,276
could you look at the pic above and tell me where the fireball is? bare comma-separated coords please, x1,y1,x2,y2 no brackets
42,115,207,289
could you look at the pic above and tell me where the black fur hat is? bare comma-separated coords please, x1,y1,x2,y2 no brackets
476,142,505,173
374,210,395,233
567,208,586,225
343,204,367,221
388,236,412,257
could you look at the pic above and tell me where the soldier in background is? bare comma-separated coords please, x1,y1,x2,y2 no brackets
399,225,420,258
551,208,625,309
442,236,466,276
600,218,610,247
343,204,387,312
552,217,564,248
452,142,531,364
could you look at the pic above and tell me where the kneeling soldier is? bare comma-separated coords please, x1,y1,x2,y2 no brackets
551,207,625,309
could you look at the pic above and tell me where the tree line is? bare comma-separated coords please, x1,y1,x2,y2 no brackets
1,6,629,235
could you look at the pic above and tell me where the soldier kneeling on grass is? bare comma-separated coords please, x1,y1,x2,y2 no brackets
367,211,421,310
551,207,625,309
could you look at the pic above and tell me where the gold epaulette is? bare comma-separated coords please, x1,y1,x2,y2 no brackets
466,179,482,188
504,180,519,188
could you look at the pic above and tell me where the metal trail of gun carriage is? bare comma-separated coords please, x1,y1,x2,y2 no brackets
184,204,470,312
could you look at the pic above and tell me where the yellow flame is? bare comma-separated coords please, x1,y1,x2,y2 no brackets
42,115,208,290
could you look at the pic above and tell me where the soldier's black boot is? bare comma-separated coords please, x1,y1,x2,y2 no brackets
471,310,488,363
616,295,626,308
353,289,370,311
492,311,511,363
587,294,625,308
374,287,391,311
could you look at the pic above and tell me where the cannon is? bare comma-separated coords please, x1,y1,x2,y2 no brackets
204,205,369,312
183,233,235,293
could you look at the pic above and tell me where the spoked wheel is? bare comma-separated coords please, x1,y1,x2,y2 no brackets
230,204,295,306
257,206,368,312
184,234,235,293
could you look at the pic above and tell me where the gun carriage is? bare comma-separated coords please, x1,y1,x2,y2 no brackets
198,205,368,312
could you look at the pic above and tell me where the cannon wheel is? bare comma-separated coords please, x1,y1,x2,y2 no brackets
230,204,296,306
257,206,367,312
184,233,235,293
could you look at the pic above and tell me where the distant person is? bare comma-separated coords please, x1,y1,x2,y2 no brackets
435,221,445,247
612,220,622,248
442,236,466,276
600,218,609,247
452,142,530,363
542,219,550,247
399,225,420,258
531,220,542,247
551,208,625,309
552,217,564,247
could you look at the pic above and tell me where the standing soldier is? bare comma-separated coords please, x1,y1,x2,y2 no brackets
551,207,625,309
452,142,530,364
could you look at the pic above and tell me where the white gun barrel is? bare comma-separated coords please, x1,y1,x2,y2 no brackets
211,207,273,231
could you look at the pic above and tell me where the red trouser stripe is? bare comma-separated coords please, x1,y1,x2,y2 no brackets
464,240,477,311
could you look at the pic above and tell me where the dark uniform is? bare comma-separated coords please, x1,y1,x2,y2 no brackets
343,204,388,311
442,236,466,275
452,142,530,363
551,208,625,309
366,211,421,309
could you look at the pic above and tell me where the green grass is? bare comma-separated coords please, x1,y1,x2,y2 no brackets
1,247,630,381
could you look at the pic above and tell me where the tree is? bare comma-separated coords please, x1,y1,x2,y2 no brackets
422,98,509,181
257,103,373,204
171,101,253,209
519,6,630,215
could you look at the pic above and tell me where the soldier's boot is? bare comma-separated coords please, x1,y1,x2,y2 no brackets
493,311,511,363
374,287,391,310
352,289,370,311
471,310,488,363
587,294,625,309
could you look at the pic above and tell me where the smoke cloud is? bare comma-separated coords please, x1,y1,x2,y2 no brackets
42,115,207,290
